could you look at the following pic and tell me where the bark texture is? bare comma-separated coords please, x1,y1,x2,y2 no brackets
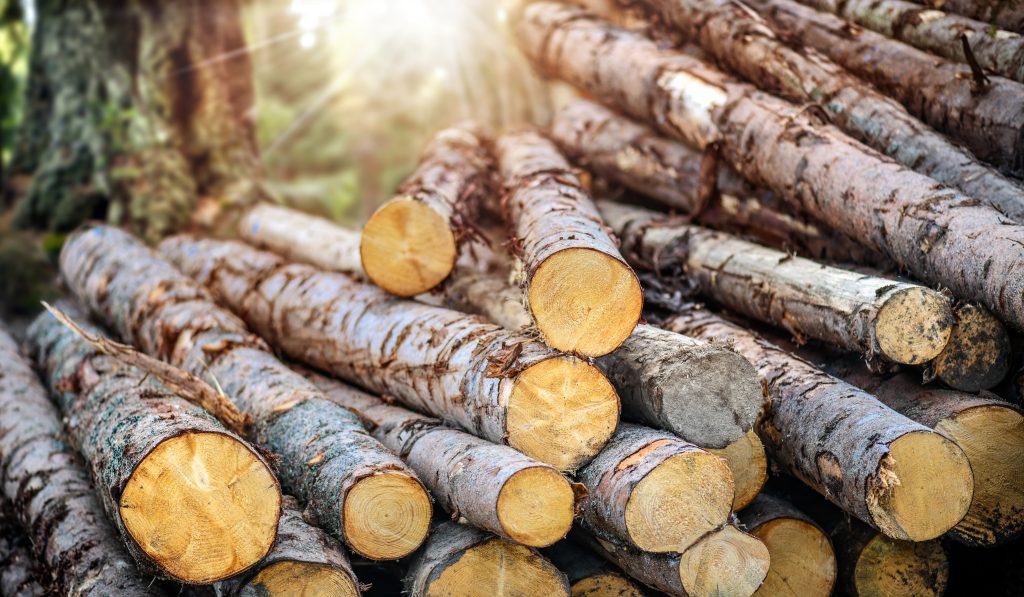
160,235,619,472
663,307,973,541
516,2,1024,331
911,0,1024,32
747,0,1024,175
495,129,642,357
13,0,262,239
307,371,574,547
548,99,887,265
403,522,570,597
0,519,46,597
216,496,360,597
24,304,273,584
439,262,762,448
576,423,733,553
801,0,1024,82
60,225,427,560
623,0,1024,219
601,200,954,365
240,203,364,278
360,124,494,296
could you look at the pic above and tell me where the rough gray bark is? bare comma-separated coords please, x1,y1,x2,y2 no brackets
159,235,619,472
403,522,570,597
0,519,46,597
24,304,275,584
747,0,1024,176
548,98,889,265
307,371,575,548
909,0,1024,32
601,200,954,365
59,225,428,561
216,496,360,597
621,0,1024,218
240,203,364,278
799,0,1024,83
516,2,1024,332
663,307,974,541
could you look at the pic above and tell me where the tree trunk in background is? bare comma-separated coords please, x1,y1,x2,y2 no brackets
11,0,262,240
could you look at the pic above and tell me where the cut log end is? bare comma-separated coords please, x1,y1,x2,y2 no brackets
243,562,360,597
853,535,948,597
343,471,432,560
119,431,281,584
935,405,1024,546
874,287,953,365
360,197,457,296
679,526,771,597
709,430,769,511
427,538,569,597
497,466,576,547
625,450,734,553
749,518,836,597
507,356,620,471
931,304,1012,391
571,573,645,597
867,431,973,541
528,248,642,357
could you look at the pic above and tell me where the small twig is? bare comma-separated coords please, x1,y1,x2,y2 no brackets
42,302,251,435
959,33,991,93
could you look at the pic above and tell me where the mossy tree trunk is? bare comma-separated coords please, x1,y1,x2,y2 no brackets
12,0,263,240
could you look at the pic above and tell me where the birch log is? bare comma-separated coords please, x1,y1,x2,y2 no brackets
403,522,570,597
360,124,493,296
160,236,620,472
739,494,836,597
548,98,889,265
747,0,1024,175
663,307,974,541
621,0,1024,218
910,0,1024,32
516,2,1024,331
798,0,1024,83
0,324,162,595
601,200,954,365
495,130,642,357
240,203,364,277
60,225,432,560
308,371,576,547
25,306,281,584
0,518,46,597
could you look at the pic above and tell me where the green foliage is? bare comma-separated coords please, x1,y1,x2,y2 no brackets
0,230,57,317
0,0,28,171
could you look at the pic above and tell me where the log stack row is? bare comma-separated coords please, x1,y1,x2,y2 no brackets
2,0,1024,594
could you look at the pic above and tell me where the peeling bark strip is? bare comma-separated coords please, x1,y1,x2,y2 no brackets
216,496,360,597
515,3,1024,331
495,130,642,357
548,99,887,265
360,124,494,297
911,0,1024,32
0,324,161,596
403,522,570,597
827,516,948,597
601,201,954,364
159,236,620,472
25,305,281,584
439,262,762,448
623,0,1024,220
663,308,974,541
800,0,1024,83
580,525,770,597
739,494,837,597
240,203,364,278
577,423,734,553
59,226,431,561
307,372,575,548
746,0,1024,175
542,540,645,597
806,353,1024,547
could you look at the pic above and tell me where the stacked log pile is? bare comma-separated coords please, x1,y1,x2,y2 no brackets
2,1,1024,593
